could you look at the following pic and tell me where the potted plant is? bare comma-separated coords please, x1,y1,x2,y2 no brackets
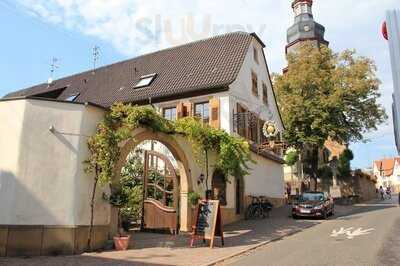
104,187,131,251
188,191,201,207
188,191,201,226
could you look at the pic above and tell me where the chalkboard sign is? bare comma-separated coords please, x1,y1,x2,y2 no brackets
190,200,224,248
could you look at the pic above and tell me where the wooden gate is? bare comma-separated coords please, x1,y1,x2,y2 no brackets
142,150,179,233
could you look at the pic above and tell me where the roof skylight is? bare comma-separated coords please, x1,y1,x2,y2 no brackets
65,93,80,102
134,74,157,88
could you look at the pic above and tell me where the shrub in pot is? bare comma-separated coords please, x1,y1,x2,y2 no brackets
104,188,131,251
188,191,201,226
188,191,201,207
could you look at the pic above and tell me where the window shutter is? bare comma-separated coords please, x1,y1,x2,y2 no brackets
176,102,184,119
209,98,220,129
251,71,258,96
183,102,192,117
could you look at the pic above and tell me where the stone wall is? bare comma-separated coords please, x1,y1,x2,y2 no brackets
316,171,377,202
337,172,377,201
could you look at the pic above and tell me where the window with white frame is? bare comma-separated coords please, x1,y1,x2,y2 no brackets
134,73,157,88
163,107,177,121
65,93,80,102
194,102,210,123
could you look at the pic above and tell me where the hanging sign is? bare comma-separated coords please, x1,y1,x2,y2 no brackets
263,121,279,138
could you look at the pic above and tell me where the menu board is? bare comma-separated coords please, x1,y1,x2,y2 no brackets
190,200,224,248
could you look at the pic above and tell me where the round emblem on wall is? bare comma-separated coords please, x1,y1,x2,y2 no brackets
304,25,310,32
263,121,279,138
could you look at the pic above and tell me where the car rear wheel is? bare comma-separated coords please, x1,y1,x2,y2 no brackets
292,214,298,219
323,210,328,220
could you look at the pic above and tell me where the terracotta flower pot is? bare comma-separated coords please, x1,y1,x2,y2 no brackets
113,235,131,251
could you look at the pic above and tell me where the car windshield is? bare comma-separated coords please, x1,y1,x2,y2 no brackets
301,193,324,201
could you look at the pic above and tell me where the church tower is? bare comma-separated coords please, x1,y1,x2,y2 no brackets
286,0,328,54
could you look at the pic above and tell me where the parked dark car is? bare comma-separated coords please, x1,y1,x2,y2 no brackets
292,192,334,219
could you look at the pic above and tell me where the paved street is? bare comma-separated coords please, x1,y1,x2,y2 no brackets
225,196,400,266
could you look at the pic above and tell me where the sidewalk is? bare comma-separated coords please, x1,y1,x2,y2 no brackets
1,199,391,266
0,206,324,266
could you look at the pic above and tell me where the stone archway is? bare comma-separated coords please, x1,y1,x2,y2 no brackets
113,127,193,232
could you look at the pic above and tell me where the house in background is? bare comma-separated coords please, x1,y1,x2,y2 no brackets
373,157,400,193
0,32,285,256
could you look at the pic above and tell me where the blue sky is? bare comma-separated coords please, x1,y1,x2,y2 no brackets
0,0,399,169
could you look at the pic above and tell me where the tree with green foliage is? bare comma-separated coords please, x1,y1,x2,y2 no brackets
274,44,387,189
337,149,354,179
284,147,299,166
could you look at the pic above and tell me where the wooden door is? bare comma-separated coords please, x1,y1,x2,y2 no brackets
142,150,179,233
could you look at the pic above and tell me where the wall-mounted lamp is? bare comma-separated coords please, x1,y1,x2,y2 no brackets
49,125,56,134
197,173,205,185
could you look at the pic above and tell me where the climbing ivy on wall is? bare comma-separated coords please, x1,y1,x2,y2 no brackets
84,102,253,250
86,102,253,183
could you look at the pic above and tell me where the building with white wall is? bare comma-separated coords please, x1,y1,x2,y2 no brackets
384,10,400,154
0,98,109,256
0,31,285,256
373,157,400,193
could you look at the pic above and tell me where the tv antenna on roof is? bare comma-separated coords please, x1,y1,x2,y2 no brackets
48,57,59,84
92,45,100,74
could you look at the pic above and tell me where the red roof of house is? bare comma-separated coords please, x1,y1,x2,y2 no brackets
374,158,399,176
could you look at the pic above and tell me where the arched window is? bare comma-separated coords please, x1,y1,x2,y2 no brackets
212,170,227,206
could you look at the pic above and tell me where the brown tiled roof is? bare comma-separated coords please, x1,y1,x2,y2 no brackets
4,32,255,108
374,158,396,177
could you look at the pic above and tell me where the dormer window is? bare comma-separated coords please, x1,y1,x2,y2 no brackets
134,73,157,88
65,93,80,102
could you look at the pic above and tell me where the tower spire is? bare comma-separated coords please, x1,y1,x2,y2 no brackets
286,0,328,55
292,0,313,19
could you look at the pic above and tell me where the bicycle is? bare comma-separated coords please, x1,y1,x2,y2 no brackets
245,196,273,219
386,190,392,200
260,196,273,218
